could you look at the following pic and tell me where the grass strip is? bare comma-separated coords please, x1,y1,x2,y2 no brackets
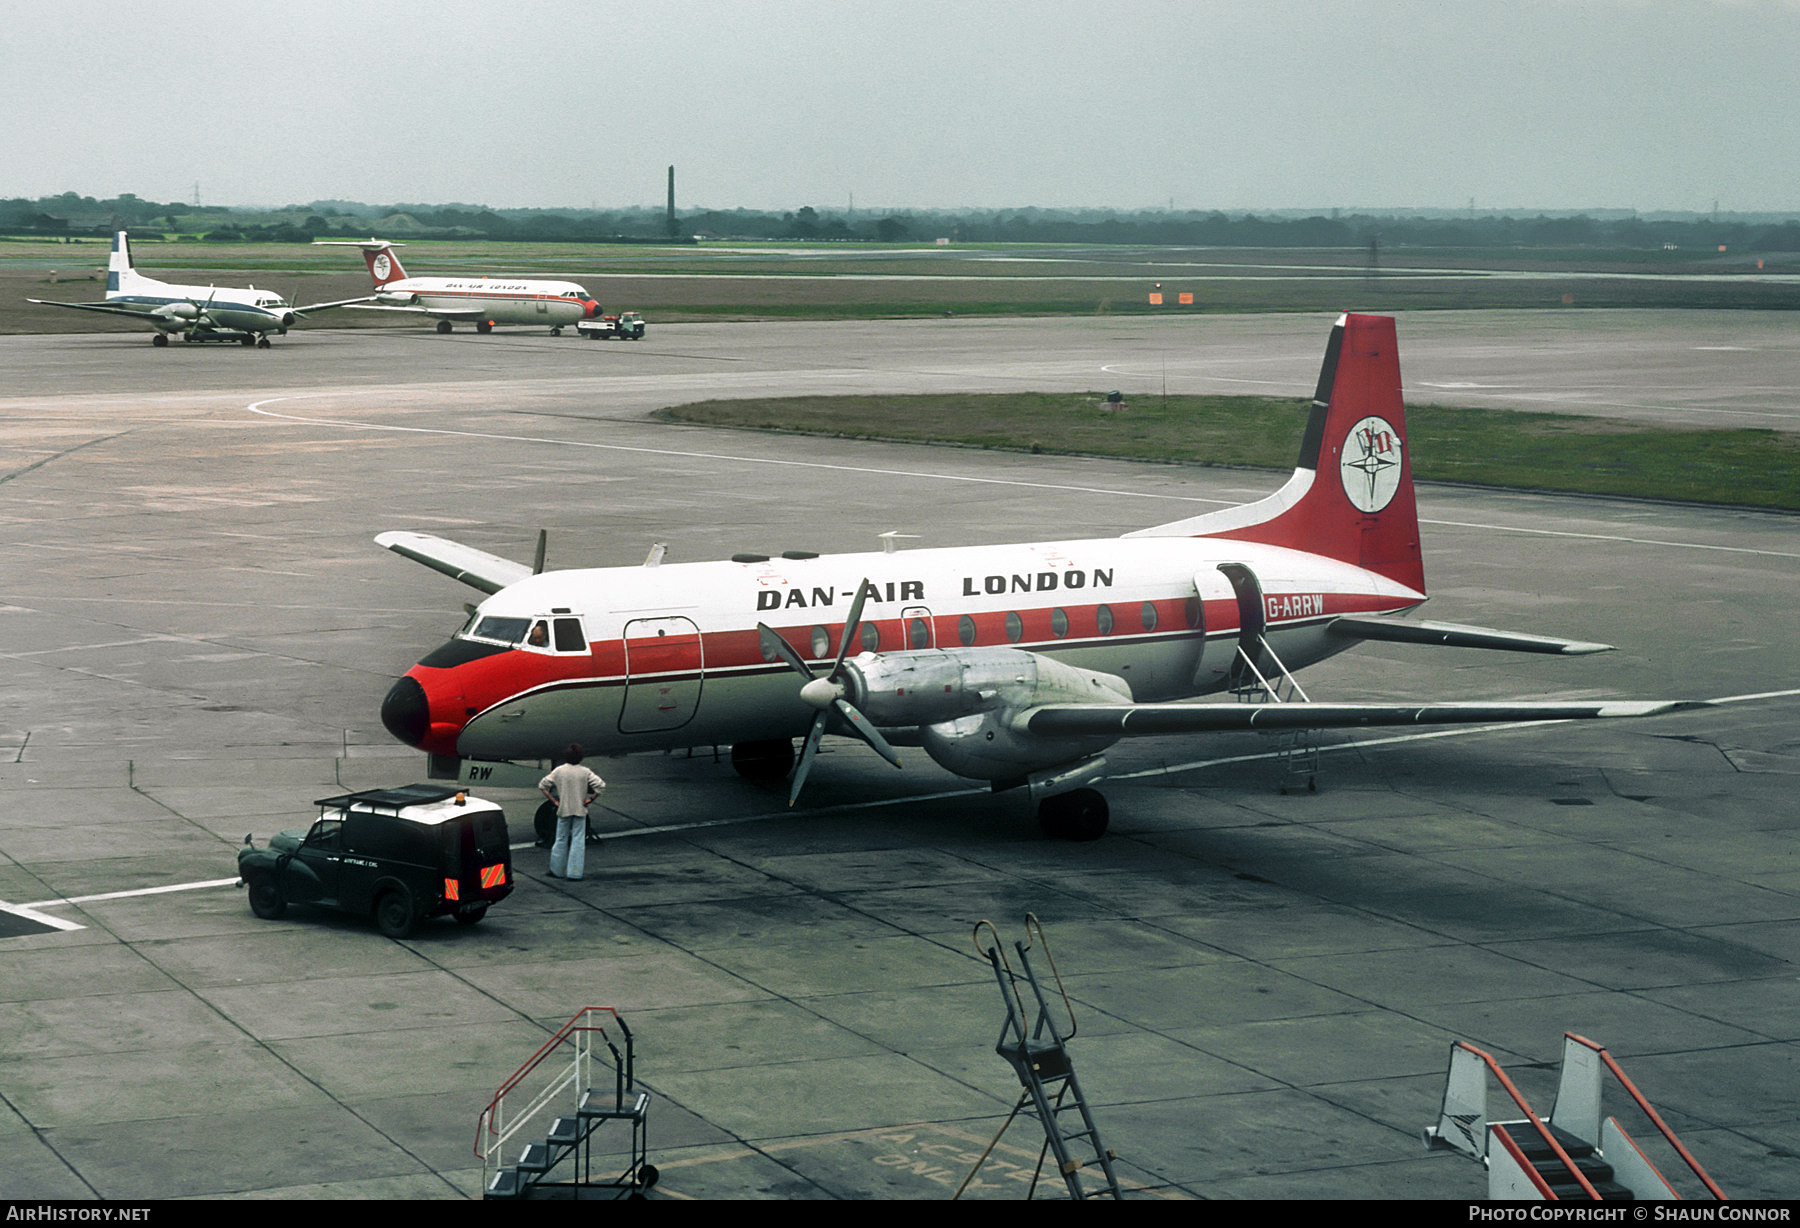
660,393,1800,511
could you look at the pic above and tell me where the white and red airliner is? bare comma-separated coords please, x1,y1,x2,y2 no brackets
377,314,1702,838
317,239,601,335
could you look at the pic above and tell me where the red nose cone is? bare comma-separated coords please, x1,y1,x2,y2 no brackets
583,299,601,318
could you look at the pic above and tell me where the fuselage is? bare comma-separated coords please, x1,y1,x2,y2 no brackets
378,276,599,326
110,273,296,335
381,534,1425,763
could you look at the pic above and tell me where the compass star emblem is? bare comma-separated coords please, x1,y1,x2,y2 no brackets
372,253,392,281
1340,415,1402,512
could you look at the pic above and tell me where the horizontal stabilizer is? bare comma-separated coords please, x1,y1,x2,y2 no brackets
375,532,533,595
1017,698,1710,738
1329,616,1614,655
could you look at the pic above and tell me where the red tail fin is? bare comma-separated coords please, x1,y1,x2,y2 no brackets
363,244,407,287
1128,313,1424,594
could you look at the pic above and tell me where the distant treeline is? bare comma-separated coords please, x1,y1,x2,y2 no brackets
7,191,1800,251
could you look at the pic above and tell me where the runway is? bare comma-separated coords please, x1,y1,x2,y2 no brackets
1,314,1795,1199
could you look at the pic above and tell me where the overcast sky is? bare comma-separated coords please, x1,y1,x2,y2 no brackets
5,1,1798,214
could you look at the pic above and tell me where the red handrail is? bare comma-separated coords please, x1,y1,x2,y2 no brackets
475,1006,626,1157
1454,1041,1602,1200
1564,1033,1727,1200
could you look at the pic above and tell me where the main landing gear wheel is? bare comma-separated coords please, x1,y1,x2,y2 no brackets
152,334,169,347
475,320,493,334
239,334,256,347
256,337,271,349
731,739,795,782
550,326,562,336
436,319,453,334
1038,788,1109,842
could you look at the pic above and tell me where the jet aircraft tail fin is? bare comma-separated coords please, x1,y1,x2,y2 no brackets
1126,312,1425,595
313,238,409,287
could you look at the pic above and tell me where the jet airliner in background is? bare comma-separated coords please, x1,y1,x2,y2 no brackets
376,314,1706,839
317,239,601,335
28,232,370,348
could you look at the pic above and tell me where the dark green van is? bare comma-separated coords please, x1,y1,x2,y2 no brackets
237,785,513,938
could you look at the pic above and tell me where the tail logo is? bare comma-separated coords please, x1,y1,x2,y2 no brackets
1340,416,1403,513
371,253,393,281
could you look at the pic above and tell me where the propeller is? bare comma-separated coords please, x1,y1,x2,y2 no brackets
757,577,900,805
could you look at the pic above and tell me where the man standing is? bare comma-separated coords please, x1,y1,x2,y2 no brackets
539,744,605,881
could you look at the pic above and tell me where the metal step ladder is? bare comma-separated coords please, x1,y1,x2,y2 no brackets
958,915,1123,1200
1424,1032,1727,1201
479,1007,658,1200
1229,638,1319,793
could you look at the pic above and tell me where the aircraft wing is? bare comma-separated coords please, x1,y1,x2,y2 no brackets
292,295,378,317
348,304,489,320
1015,697,1710,737
26,298,150,319
1328,616,1614,655
375,532,533,595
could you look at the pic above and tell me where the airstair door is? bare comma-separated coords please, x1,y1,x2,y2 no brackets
620,617,703,734
1216,562,1268,688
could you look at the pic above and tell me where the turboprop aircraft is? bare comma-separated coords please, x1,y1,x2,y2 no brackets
376,313,1704,839
28,232,371,347
315,238,601,335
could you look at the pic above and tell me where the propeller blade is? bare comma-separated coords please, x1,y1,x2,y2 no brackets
831,578,872,675
533,529,547,575
788,710,829,806
833,699,902,769
756,622,814,680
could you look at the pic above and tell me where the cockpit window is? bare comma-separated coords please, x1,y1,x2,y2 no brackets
469,615,531,645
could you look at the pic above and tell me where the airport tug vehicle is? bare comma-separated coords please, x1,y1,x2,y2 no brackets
237,785,512,938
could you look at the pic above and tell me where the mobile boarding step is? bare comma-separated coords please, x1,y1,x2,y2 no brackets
957,914,1123,1200
1229,638,1319,793
1423,1032,1726,1201
479,1006,658,1200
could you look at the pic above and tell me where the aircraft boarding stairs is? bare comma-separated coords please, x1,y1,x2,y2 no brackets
1423,1033,1726,1202
958,915,1123,1200
1229,637,1319,793
478,1007,658,1200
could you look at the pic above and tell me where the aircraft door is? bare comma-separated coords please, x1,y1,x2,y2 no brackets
1216,563,1269,688
620,616,704,734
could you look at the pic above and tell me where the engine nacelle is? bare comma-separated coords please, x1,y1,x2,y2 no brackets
376,290,419,306
153,302,199,321
835,648,1131,783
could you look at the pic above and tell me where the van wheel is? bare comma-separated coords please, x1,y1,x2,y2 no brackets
375,886,418,939
247,874,287,919
533,800,557,847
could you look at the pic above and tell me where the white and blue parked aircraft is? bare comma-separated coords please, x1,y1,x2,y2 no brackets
28,232,370,348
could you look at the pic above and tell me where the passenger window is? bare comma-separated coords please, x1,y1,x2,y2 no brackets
957,615,976,646
305,818,343,851
1051,608,1069,638
1141,602,1159,632
860,622,881,652
909,618,930,649
1005,611,1024,643
1185,596,1205,631
1096,604,1114,635
812,626,831,658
